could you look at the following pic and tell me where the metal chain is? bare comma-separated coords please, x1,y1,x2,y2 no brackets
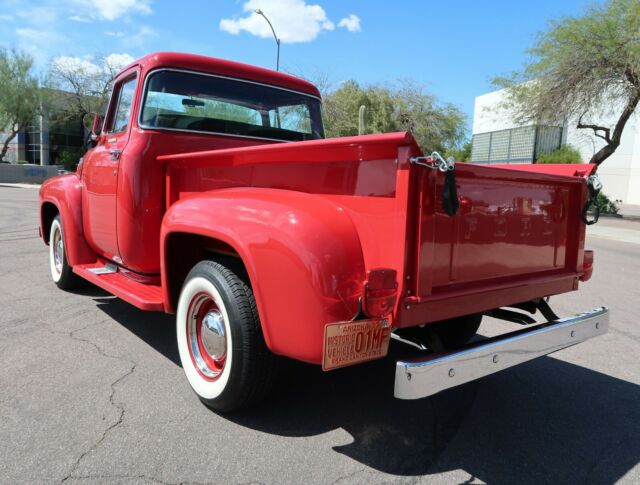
409,151,455,172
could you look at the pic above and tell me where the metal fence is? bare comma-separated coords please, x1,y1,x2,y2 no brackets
471,125,563,164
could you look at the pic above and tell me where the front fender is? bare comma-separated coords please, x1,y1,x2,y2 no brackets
161,188,367,364
39,174,96,266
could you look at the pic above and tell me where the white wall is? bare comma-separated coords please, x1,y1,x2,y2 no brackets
472,89,528,134
566,111,640,205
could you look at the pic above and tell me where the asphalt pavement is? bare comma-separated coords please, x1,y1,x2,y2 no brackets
0,184,638,485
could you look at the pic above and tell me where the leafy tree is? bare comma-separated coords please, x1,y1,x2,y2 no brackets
322,81,372,138
46,55,121,122
494,0,640,167
0,49,40,162
44,55,133,162
537,144,582,164
322,80,465,153
446,140,472,162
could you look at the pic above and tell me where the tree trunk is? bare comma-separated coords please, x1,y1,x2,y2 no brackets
0,128,19,162
589,90,640,168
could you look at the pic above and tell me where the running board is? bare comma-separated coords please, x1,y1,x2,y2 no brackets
394,307,609,400
73,263,164,312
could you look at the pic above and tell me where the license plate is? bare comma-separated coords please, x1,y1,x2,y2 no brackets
322,319,391,371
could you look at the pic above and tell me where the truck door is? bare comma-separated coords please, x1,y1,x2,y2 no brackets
81,73,137,262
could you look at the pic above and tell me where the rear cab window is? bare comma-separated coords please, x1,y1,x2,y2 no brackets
140,70,324,142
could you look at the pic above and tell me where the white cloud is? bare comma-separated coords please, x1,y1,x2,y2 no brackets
16,27,65,48
53,53,134,76
52,55,102,75
73,0,152,21
0,14,14,21
17,6,58,23
131,25,157,44
105,26,155,46
105,53,135,70
338,14,360,32
220,0,336,44
69,15,91,22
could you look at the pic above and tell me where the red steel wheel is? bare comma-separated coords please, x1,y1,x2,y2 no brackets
176,260,280,412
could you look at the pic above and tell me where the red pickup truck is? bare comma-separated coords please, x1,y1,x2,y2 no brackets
39,52,608,412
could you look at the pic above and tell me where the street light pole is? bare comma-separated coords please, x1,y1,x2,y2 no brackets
254,9,280,71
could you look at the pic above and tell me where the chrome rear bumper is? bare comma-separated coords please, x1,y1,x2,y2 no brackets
394,307,609,400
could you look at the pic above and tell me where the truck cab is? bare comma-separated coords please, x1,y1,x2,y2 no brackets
76,53,323,274
39,52,608,412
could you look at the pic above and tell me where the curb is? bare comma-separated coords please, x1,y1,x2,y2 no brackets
0,183,42,189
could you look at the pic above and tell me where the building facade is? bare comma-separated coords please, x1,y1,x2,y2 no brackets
1,88,86,167
472,88,640,205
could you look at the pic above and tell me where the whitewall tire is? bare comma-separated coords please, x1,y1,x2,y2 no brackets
176,260,279,412
49,215,81,289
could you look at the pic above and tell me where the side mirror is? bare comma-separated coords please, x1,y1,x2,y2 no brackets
84,113,103,149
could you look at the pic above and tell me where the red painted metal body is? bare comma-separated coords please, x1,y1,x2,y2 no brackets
38,52,595,366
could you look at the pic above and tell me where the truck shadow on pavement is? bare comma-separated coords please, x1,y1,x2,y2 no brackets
97,297,639,484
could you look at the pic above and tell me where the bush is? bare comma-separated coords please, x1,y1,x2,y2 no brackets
446,140,472,162
595,192,619,215
16,160,29,164
56,148,83,171
537,144,582,164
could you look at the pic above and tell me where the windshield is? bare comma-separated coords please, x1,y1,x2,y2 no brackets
140,70,324,142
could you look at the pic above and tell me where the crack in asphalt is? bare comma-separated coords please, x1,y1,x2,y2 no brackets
36,318,138,484
329,468,367,484
610,326,640,344
64,474,209,485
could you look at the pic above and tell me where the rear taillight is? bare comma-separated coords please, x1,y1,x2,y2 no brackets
581,250,594,282
363,268,398,318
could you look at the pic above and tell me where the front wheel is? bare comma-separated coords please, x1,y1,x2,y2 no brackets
49,215,82,290
176,260,279,412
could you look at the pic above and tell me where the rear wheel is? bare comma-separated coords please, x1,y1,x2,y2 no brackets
399,313,482,350
176,260,279,412
49,215,82,290
426,313,482,349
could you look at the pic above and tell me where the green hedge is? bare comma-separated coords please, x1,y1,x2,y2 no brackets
537,145,582,164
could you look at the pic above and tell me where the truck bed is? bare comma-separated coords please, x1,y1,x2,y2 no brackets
158,132,591,328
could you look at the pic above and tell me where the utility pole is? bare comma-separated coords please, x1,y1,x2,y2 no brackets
254,9,281,71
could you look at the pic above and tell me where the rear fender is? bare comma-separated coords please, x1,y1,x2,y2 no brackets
39,174,96,266
161,188,367,364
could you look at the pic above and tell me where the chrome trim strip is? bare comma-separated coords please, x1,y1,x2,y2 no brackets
394,307,609,400
136,67,322,143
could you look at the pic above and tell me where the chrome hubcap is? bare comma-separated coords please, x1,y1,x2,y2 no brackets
201,310,227,360
53,228,63,273
187,293,227,380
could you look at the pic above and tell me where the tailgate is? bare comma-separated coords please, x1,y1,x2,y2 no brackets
402,162,589,325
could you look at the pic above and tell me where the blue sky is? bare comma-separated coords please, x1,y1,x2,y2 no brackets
0,0,599,135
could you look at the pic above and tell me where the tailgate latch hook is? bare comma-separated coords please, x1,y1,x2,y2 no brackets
409,152,459,217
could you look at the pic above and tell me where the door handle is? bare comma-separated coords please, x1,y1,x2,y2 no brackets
109,149,121,161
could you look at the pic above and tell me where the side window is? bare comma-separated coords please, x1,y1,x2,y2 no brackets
109,76,137,134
